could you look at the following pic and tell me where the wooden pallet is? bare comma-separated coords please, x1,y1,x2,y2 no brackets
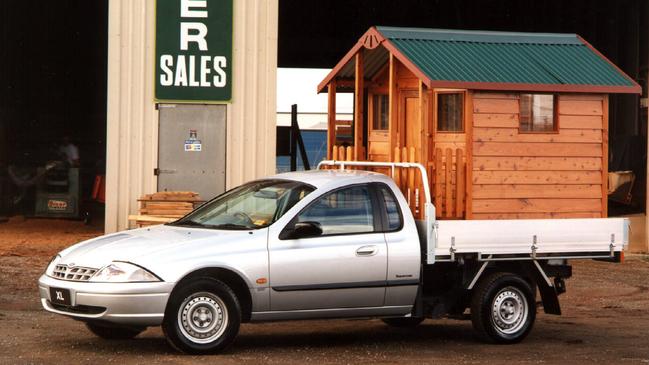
129,191,203,227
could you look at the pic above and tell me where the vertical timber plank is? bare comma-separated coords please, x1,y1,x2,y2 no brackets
394,147,401,188
456,148,465,218
435,148,443,218
445,148,453,218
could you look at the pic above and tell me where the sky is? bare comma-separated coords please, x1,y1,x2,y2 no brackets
277,68,353,114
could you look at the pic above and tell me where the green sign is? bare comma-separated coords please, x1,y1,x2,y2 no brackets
155,0,233,102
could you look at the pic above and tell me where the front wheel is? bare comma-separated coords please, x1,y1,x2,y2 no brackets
162,278,241,354
471,272,536,344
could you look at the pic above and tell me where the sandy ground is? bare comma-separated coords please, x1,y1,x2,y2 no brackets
1,219,649,364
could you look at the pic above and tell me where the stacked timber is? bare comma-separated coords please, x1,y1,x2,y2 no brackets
129,191,203,227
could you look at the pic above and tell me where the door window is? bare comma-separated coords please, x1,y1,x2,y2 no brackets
372,94,389,131
297,185,376,235
377,185,402,231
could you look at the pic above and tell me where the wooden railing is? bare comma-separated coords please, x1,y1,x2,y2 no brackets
331,145,354,161
432,147,465,219
328,145,466,220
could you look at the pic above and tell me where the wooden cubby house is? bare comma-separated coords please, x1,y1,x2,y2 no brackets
318,26,641,220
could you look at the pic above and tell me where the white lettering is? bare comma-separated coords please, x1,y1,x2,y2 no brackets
160,55,174,86
180,23,208,51
200,56,211,87
188,55,199,86
212,56,227,87
174,55,188,86
181,0,208,18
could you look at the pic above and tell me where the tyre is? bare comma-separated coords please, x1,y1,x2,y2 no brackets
85,322,144,339
162,278,241,354
470,272,536,344
382,317,425,328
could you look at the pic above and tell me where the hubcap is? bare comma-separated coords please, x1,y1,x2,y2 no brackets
177,292,228,344
490,286,528,335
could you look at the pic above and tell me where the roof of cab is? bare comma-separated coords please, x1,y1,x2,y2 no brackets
268,169,391,189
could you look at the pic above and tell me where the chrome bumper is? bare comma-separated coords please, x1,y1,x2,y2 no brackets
38,274,175,326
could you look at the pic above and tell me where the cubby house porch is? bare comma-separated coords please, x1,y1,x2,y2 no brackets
317,26,641,221
319,44,468,220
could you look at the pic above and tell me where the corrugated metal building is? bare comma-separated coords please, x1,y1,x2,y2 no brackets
105,0,278,232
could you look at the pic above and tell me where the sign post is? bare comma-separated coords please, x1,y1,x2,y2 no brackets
155,0,233,102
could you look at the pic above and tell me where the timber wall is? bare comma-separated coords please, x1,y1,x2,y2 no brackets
471,92,607,219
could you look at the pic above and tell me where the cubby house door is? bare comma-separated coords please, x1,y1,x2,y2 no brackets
399,90,421,157
367,92,390,162
432,90,467,219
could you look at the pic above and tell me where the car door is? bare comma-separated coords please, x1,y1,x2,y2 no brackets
267,184,388,311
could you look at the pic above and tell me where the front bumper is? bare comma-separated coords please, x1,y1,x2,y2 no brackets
38,274,175,326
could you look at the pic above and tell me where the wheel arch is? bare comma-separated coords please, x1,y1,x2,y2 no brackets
469,261,560,315
171,267,253,322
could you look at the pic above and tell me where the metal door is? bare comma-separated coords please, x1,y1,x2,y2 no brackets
267,184,388,311
157,104,226,201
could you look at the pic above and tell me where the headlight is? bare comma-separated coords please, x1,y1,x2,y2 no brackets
45,255,62,276
90,262,161,283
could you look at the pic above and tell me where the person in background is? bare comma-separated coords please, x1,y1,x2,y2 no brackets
59,136,80,167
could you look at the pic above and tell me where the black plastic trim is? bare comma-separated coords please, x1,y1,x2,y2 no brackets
271,279,420,292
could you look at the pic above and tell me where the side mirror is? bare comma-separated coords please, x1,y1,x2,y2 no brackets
289,221,323,239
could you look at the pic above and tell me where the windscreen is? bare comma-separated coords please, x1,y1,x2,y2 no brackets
173,180,314,230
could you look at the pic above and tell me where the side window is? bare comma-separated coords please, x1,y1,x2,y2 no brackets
437,92,464,132
297,185,375,235
519,94,556,132
378,185,402,231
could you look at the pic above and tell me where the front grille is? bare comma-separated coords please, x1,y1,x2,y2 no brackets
53,265,98,281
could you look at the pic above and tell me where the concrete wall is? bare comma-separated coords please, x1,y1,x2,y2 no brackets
105,0,278,232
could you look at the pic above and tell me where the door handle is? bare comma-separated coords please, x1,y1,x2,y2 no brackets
356,245,378,257
154,168,177,176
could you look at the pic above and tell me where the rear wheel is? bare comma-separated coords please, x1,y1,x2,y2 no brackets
85,323,144,339
382,317,425,328
471,272,536,343
162,278,241,354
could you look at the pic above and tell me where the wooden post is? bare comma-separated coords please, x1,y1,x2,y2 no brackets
354,50,364,160
418,81,428,167
409,147,417,217
388,54,397,161
465,91,474,219
602,95,609,218
327,80,337,160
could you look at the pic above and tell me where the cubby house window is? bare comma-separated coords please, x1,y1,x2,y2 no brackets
437,92,464,132
520,94,557,132
372,94,389,130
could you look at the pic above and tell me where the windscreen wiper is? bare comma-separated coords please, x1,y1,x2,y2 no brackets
172,220,206,227
210,223,252,230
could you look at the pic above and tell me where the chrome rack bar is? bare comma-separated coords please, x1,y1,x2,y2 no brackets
317,160,432,205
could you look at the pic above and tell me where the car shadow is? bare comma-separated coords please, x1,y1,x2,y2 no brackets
69,320,478,356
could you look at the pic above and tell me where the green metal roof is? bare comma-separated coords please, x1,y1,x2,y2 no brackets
375,26,639,93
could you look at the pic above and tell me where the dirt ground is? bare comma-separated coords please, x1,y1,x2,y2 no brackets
1,219,648,365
